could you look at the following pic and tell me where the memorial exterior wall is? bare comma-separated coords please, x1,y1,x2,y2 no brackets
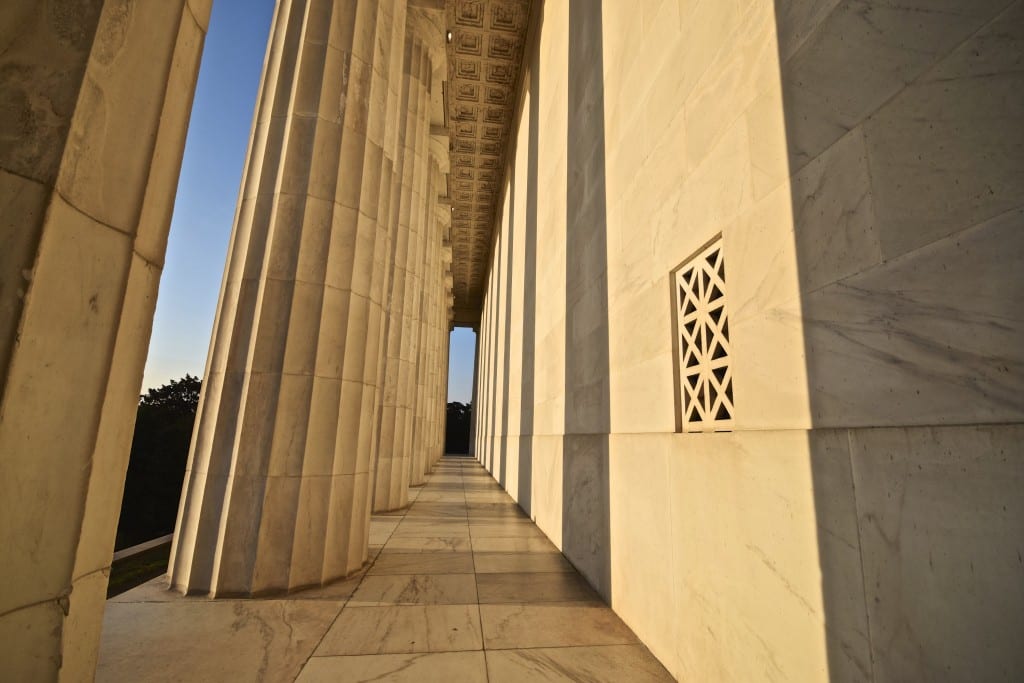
473,1,1024,680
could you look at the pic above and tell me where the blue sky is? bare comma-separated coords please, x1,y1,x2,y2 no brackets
143,0,475,403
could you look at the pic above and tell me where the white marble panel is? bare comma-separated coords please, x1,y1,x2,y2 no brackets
790,128,880,292
802,208,1024,426
865,2,1024,260
779,0,1007,172
849,423,1024,681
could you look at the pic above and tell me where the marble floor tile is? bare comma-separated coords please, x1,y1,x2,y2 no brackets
485,645,674,682
471,536,560,553
467,505,530,521
369,551,475,575
349,573,478,606
288,572,366,601
391,521,471,538
476,572,602,604
371,517,403,530
298,651,489,683
480,604,639,649
107,575,188,603
99,458,671,682
97,599,341,682
383,535,473,552
416,492,469,502
473,551,573,574
368,532,391,546
315,605,483,655
404,503,469,519
470,522,549,538
465,493,512,503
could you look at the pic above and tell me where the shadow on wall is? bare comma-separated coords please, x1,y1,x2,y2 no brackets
499,178,515,487
517,18,542,517
487,231,502,476
562,0,611,602
774,1,1024,680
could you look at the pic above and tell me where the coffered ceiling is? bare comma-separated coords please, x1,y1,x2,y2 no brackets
444,0,532,325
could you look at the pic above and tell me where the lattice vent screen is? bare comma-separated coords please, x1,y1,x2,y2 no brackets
673,237,734,431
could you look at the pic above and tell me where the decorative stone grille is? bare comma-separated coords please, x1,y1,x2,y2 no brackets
673,237,734,431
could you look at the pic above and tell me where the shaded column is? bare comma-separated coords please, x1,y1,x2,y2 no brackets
170,0,401,597
0,1,211,679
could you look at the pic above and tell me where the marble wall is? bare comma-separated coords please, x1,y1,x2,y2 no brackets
474,0,1024,680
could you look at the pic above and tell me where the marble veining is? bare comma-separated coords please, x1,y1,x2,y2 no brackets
98,458,671,681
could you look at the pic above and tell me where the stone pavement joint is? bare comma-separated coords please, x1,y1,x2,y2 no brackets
97,456,674,682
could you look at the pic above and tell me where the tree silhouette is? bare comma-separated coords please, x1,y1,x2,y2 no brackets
445,401,472,454
114,375,201,549
139,374,201,411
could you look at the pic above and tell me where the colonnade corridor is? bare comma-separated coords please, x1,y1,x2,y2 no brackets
96,456,671,681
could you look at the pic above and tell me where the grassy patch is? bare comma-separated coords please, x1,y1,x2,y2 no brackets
107,543,172,598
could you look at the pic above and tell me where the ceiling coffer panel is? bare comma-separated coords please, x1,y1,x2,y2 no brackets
446,0,531,321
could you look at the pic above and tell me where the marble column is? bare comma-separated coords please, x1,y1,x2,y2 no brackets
0,2,210,679
415,195,442,475
371,15,437,511
428,205,453,465
363,0,409,514
468,325,481,457
407,157,442,485
386,17,440,491
170,0,403,597
438,247,454,462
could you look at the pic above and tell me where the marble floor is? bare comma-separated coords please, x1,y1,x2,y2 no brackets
97,456,673,682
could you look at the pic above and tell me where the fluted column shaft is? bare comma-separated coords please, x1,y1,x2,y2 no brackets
406,157,442,486
468,325,480,457
366,0,411,513
414,208,438,477
170,0,402,597
372,16,436,510
0,2,210,678
425,202,450,467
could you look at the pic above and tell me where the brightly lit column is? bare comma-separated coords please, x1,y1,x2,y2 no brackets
390,26,438,491
407,156,442,485
468,324,480,457
417,192,443,474
170,0,403,597
371,12,439,511
0,2,210,679
439,241,455,461
365,0,411,515
429,205,453,465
